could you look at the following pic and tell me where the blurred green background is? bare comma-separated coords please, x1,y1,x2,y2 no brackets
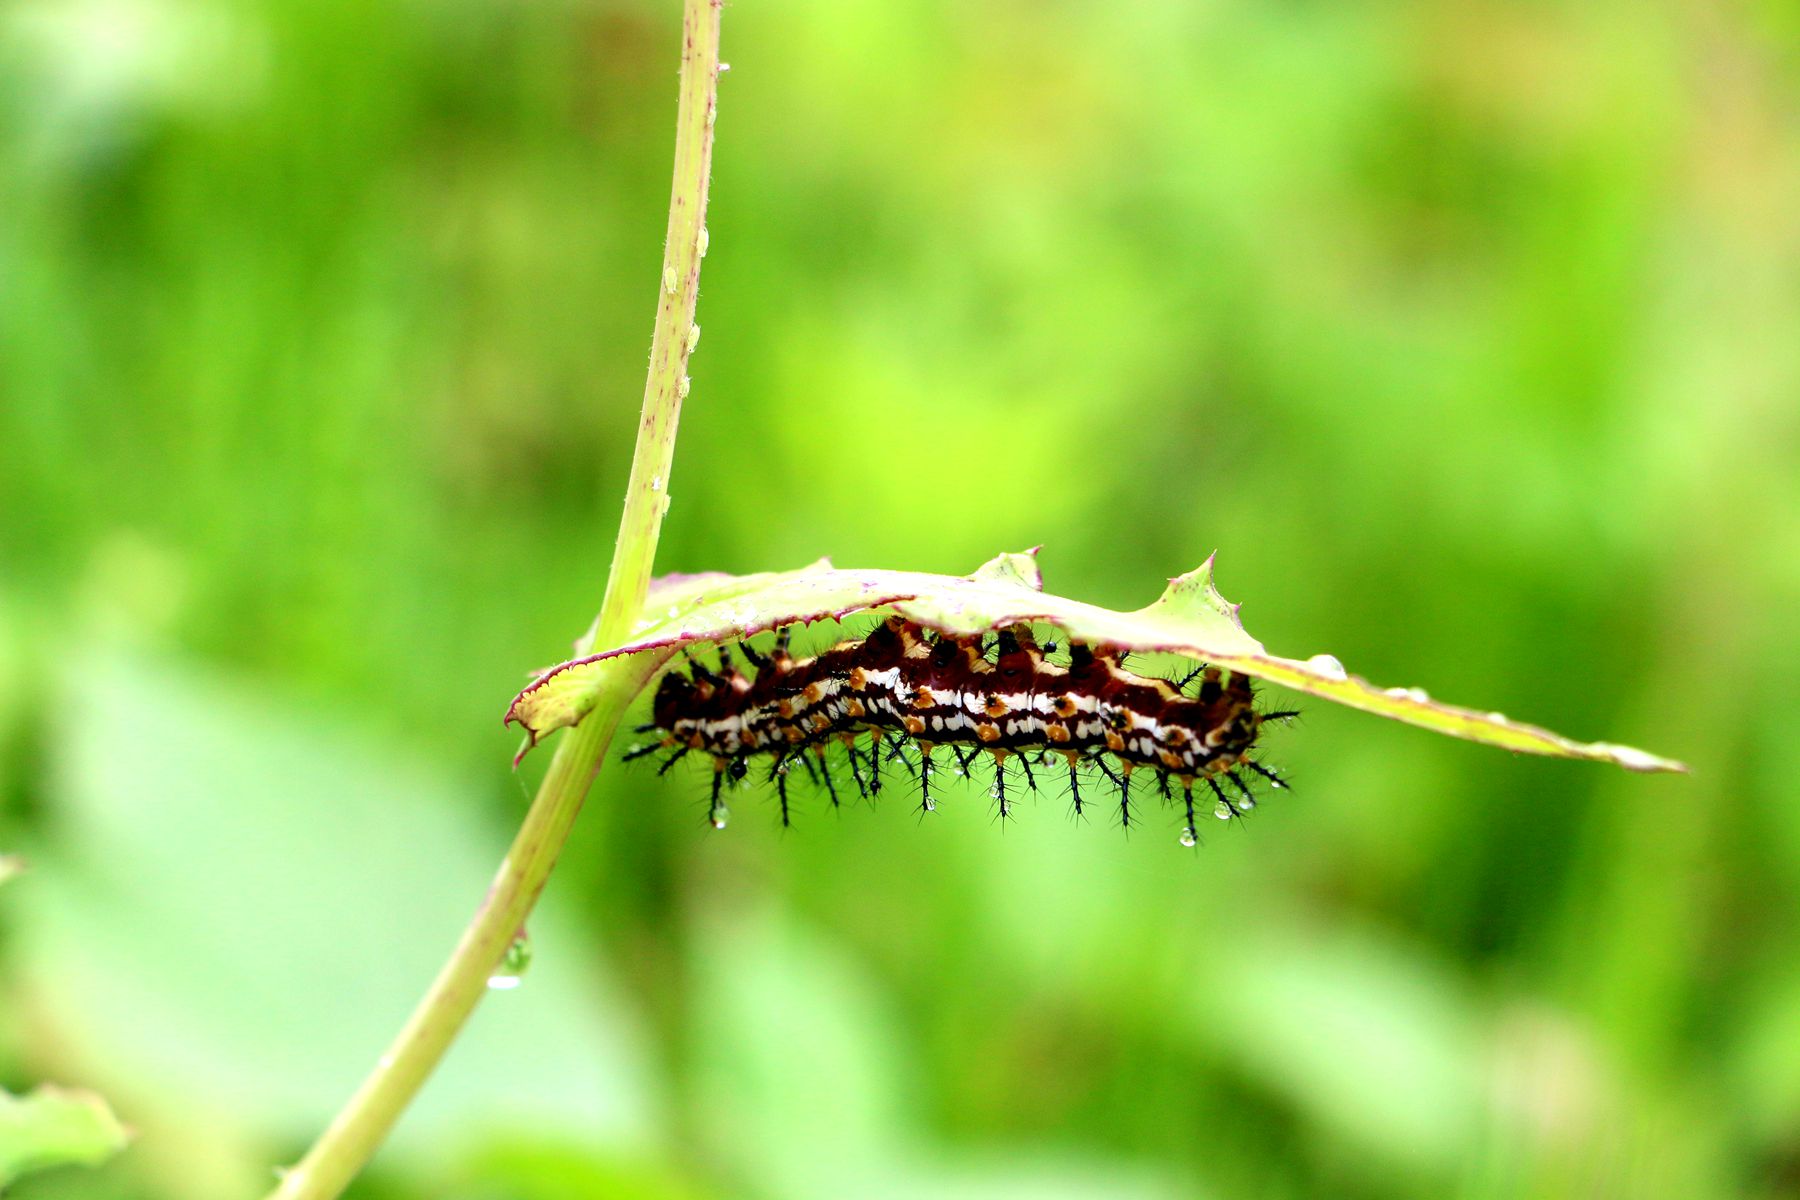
3,0,1798,1196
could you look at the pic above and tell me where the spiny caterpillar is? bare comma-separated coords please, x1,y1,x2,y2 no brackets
628,616,1296,846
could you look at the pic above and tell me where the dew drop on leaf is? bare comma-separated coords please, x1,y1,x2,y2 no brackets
1303,653,1347,681
1179,827,1197,848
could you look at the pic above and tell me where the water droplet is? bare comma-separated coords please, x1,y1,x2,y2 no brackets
488,928,532,990
1179,827,1197,847
662,266,678,295
1304,653,1347,681
1611,744,1672,773
710,803,729,830
1213,802,1233,821
923,796,937,812
988,786,1000,799
649,474,663,492
775,762,790,776
698,226,710,257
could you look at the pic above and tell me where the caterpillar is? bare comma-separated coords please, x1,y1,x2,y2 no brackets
628,616,1295,845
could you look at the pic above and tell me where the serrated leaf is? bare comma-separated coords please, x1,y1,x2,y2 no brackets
506,551,1685,774
0,1085,132,1187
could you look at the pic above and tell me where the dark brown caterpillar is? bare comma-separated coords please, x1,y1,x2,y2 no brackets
629,616,1293,845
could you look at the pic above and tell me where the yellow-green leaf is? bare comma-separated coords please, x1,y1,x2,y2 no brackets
506,551,1685,774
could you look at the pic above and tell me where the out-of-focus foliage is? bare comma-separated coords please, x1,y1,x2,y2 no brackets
1,0,1796,1197
0,1086,130,1187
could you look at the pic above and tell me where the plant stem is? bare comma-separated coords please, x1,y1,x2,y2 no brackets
266,2,721,1195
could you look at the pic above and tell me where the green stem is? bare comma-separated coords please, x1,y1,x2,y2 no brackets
266,2,721,1195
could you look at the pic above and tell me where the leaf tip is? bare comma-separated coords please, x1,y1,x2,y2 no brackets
1144,552,1248,633
967,549,1045,592
1600,743,1690,774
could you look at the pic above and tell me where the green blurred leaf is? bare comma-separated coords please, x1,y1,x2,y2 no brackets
15,650,657,1178
0,854,22,886
1193,921,1484,1173
0,1084,132,1188
688,902,1183,1200
509,551,1685,774
688,901,909,1195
